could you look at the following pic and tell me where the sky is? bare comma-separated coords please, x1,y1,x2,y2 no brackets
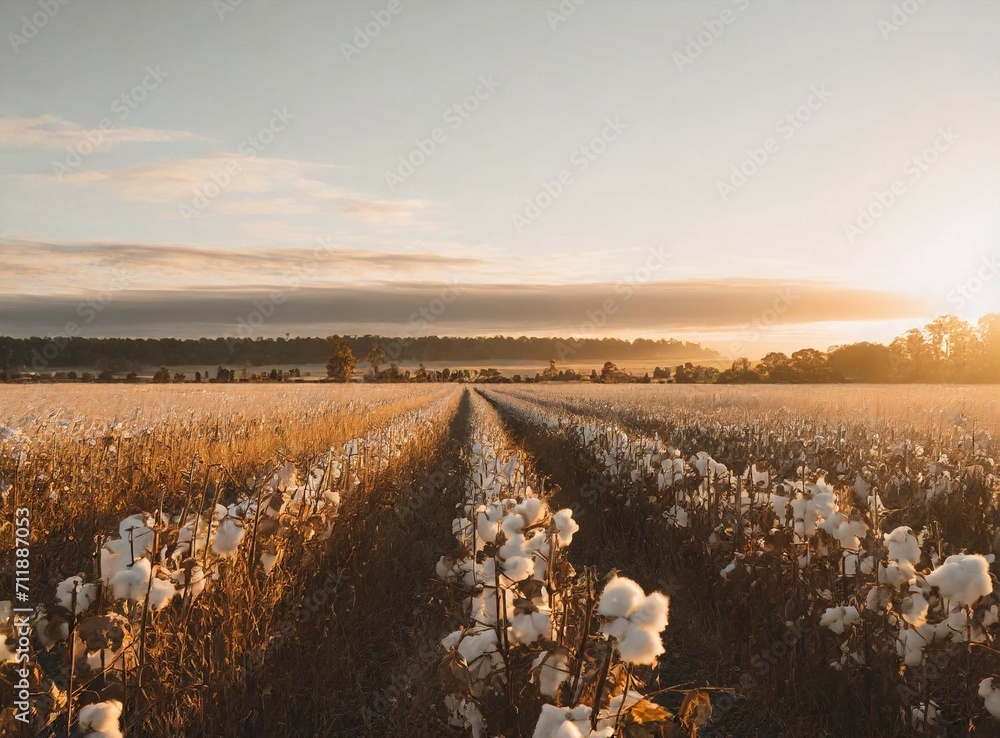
1,0,997,359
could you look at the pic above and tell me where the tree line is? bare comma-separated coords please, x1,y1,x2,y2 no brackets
2,314,998,384
0,334,717,373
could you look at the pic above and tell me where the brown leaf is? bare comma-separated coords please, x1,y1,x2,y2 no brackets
630,698,671,724
679,689,712,729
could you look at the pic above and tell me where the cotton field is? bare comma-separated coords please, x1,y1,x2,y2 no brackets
2,384,1000,736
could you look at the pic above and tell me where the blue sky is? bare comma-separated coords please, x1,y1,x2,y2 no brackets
1,0,997,356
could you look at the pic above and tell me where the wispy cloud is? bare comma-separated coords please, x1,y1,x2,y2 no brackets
0,115,211,151
5,153,436,227
0,238,483,293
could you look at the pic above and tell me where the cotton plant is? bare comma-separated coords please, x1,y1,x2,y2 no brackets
20,402,446,735
439,400,673,737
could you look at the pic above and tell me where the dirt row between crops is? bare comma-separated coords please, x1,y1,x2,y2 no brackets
230,389,471,737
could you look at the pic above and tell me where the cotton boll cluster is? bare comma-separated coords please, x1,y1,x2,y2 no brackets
925,553,993,607
597,577,669,665
884,526,921,565
444,695,486,738
819,605,860,634
56,576,99,615
980,678,1000,720
532,648,571,697
78,699,124,738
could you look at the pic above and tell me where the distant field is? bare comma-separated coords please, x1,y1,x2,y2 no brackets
34,357,731,381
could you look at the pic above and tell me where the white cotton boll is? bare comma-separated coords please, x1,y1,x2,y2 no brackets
78,699,124,738
980,678,1000,719
901,591,930,627
925,553,993,607
100,538,134,582
884,526,921,564
499,533,530,560
879,561,917,588
553,509,579,546
457,628,503,684
452,517,473,543
617,623,664,665
721,557,740,579
866,585,892,612
896,624,935,667
501,555,535,582
56,576,99,615
791,497,817,540
534,704,571,738
516,498,546,526
598,577,645,618
938,606,970,641
118,515,155,556
628,593,669,634
534,650,570,698
502,513,525,537
147,575,177,611
554,723,584,738
600,617,631,641
842,552,875,578
260,550,280,574
813,488,838,521
511,611,551,645
211,518,245,557
109,558,152,602
819,606,860,635
476,510,501,544
270,462,298,491
912,701,939,729
984,605,999,627
770,494,788,524
171,564,207,601
604,690,645,721
663,505,689,528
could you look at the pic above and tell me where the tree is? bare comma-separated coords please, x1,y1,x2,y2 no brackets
326,339,356,382
542,359,559,381
827,343,900,382
367,344,385,378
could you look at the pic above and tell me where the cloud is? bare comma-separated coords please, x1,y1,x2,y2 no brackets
339,198,431,225
0,278,933,340
0,238,482,293
5,153,434,226
0,115,211,151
